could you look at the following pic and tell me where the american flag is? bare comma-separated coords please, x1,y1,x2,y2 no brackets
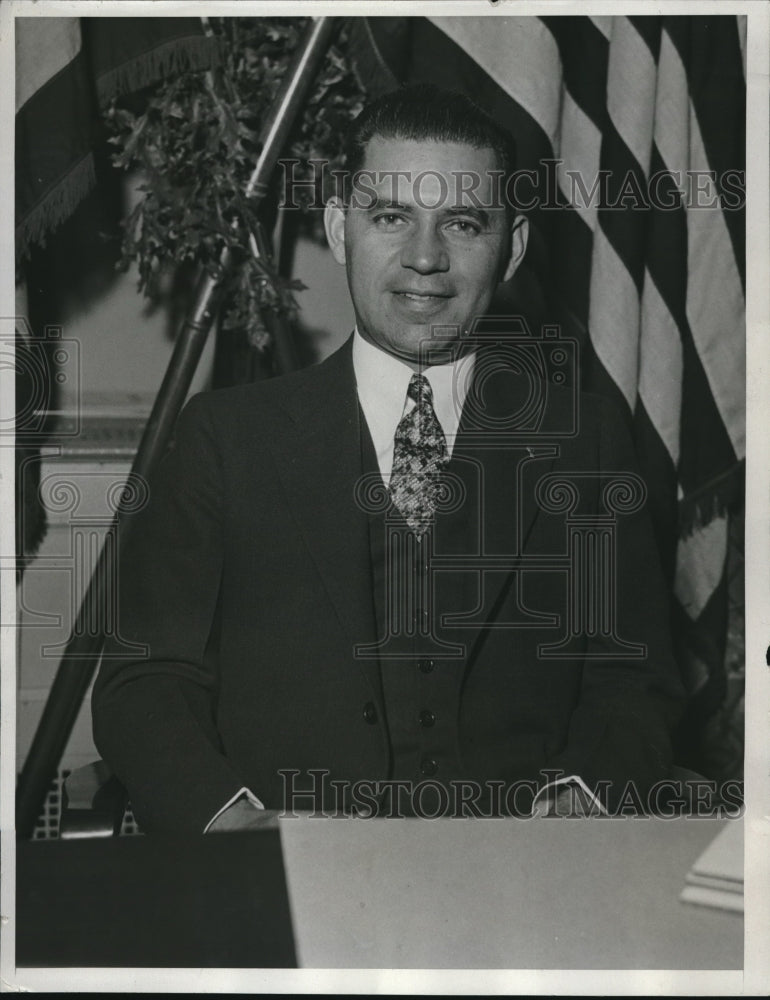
352,15,746,772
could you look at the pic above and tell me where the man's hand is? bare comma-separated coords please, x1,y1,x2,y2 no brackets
206,798,280,833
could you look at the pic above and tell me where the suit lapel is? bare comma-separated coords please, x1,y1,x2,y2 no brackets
265,339,380,667
445,347,559,658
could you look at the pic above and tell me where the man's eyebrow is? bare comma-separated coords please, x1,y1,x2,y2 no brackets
359,199,495,226
363,197,413,213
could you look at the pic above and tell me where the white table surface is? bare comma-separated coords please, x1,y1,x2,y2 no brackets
279,816,743,969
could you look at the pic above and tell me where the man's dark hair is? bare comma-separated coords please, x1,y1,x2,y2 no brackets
343,83,518,186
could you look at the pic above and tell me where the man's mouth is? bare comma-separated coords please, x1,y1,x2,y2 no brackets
394,290,451,301
392,289,453,312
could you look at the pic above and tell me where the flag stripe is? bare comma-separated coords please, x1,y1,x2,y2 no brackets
632,398,680,583
650,29,745,460
542,17,609,136
674,515,729,619
597,121,650,293
580,320,636,424
635,33,686,485
684,126,746,458
627,16,662,61
590,17,612,42
642,165,738,494
649,31,690,178
16,18,82,112
551,205,594,330
642,33,740,494
417,20,555,180
638,271,684,466
664,17,746,289
556,90,600,231
431,17,563,151
587,226,640,409
679,331,738,498
605,18,657,177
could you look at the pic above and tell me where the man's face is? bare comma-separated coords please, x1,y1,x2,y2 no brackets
324,136,528,367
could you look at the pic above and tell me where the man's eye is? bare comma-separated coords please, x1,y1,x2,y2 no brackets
373,214,406,228
446,219,481,235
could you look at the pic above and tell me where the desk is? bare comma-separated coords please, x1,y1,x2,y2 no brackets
282,816,742,969
16,817,742,969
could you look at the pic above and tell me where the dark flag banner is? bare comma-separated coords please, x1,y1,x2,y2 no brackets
352,15,746,770
15,16,220,260
14,16,222,576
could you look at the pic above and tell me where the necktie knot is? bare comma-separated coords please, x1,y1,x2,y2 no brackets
407,372,432,407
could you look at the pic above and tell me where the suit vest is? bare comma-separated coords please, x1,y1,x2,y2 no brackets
359,406,477,816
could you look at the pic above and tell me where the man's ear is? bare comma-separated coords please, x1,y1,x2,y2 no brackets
501,214,529,283
324,197,347,265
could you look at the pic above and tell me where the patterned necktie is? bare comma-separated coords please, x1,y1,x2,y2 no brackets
389,373,449,536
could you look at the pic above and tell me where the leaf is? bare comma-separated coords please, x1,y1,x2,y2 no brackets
103,15,366,339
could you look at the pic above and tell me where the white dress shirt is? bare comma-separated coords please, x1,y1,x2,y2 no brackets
351,327,476,479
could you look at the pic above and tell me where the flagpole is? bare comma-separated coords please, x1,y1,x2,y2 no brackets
16,16,339,839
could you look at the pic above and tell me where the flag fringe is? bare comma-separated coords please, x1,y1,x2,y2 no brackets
15,153,97,264
678,460,745,538
96,36,222,106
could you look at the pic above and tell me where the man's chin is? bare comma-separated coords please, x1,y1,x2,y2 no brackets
357,319,467,366
397,322,465,366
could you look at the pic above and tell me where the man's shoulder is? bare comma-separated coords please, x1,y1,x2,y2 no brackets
475,344,615,444
186,338,354,422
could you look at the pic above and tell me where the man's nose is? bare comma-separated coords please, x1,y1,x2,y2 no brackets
400,223,450,274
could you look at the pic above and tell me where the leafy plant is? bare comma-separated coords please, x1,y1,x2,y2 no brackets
105,17,365,349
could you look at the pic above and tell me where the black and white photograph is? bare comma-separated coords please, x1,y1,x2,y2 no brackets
1,1,768,993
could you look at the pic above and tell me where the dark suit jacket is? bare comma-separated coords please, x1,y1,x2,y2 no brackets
93,336,684,832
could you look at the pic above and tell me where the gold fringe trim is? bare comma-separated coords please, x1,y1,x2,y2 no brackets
96,36,222,106
16,153,97,263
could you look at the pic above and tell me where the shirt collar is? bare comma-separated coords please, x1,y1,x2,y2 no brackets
352,328,475,475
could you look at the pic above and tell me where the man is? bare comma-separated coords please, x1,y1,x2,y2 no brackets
93,86,684,832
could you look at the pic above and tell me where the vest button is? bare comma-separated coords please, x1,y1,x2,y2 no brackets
420,757,438,776
418,658,435,674
419,709,436,728
363,702,377,724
